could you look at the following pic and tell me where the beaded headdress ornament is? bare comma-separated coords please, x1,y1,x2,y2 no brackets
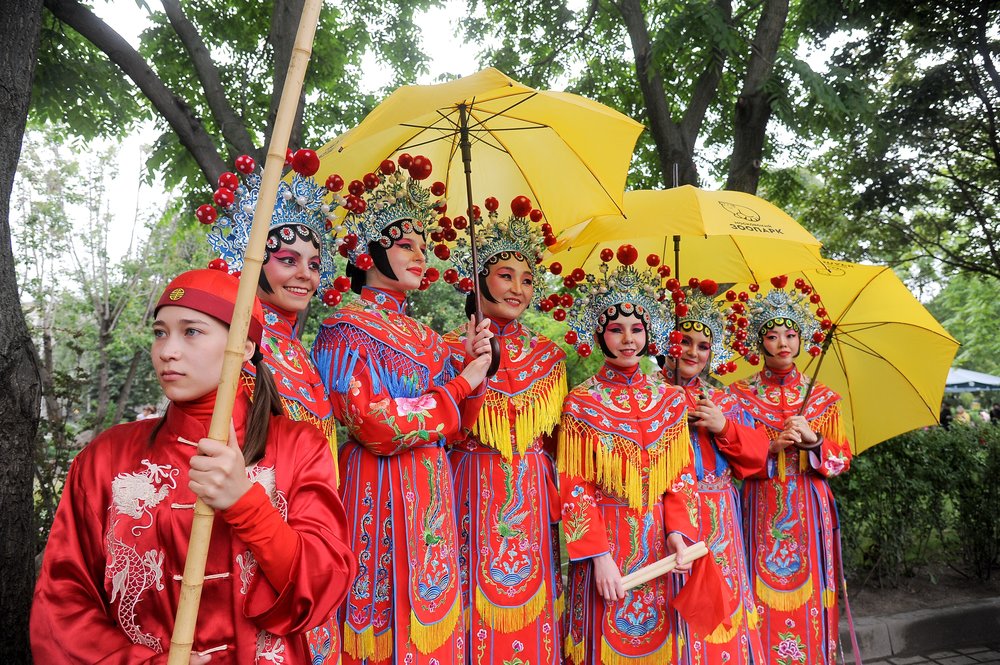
662,278,737,375
725,274,830,365
197,149,344,304
332,154,444,272
546,244,671,358
441,195,556,298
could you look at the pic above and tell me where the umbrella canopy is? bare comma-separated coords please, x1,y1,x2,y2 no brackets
547,187,825,283
728,259,959,454
945,367,1000,393
315,67,643,233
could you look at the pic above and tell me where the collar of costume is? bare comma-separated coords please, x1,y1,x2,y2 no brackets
204,158,343,298
760,364,799,386
448,197,551,306
559,365,691,510
261,301,298,336
598,362,643,386
561,258,672,357
446,320,566,460
167,386,250,444
338,158,444,266
490,316,516,335
360,286,407,313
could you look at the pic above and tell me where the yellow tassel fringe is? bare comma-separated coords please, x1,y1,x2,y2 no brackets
558,418,691,510
342,624,393,662
475,581,547,632
756,574,813,612
554,591,564,620
474,364,567,460
410,597,461,654
823,588,837,607
564,634,586,665
600,635,673,665
704,602,744,644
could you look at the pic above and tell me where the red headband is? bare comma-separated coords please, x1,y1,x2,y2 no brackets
155,268,264,343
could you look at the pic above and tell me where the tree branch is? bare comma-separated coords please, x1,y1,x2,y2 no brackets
264,0,306,154
43,0,227,186
725,0,788,193
614,0,698,186
680,0,732,147
520,0,600,80
161,0,256,157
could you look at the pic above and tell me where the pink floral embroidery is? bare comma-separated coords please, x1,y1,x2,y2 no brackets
396,394,437,417
823,453,847,476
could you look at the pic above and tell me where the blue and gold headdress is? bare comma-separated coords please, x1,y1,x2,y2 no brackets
198,149,343,301
726,275,827,365
549,245,670,358
443,195,555,298
662,278,736,375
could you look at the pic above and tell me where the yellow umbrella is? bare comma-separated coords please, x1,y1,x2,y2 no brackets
548,187,825,283
729,258,960,454
315,67,643,234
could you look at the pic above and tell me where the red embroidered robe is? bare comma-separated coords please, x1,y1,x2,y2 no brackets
31,391,355,664
559,363,698,665
671,373,768,664
729,366,852,665
311,287,485,665
246,301,342,663
444,318,567,665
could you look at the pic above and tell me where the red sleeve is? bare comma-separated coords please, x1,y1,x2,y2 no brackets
315,324,474,456
807,401,853,478
714,419,769,480
558,413,610,561
222,483,299,589
240,420,357,635
31,450,164,664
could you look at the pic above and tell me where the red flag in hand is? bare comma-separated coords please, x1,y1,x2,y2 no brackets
669,553,736,636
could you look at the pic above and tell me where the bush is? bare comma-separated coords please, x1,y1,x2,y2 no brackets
831,424,1000,585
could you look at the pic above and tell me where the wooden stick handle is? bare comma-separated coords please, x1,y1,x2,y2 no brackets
621,541,709,591
166,2,323,662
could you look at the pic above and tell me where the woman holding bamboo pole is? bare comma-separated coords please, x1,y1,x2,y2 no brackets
442,195,567,664
200,149,349,662
659,278,768,664
553,245,701,665
726,277,853,664
310,154,494,664
31,266,356,663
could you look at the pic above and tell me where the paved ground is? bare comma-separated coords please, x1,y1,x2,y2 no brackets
862,646,1000,664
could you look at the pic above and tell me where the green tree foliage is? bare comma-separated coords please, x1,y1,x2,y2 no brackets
35,0,436,192
769,1,1000,280
927,274,1000,376
460,0,855,193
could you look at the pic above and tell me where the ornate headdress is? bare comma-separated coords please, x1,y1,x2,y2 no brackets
440,195,555,297
332,154,444,274
662,277,736,375
197,149,343,303
546,244,671,357
725,275,830,365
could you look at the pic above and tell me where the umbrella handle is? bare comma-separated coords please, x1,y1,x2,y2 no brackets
458,103,500,377
798,323,836,417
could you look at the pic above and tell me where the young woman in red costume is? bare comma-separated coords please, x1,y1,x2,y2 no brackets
658,279,768,664
726,279,853,664
310,155,494,665
555,246,703,665
441,196,567,664
31,266,355,664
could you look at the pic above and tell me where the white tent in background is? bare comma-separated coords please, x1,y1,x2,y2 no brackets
945,367,1000,393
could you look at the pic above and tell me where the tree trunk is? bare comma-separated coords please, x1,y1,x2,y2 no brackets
725,0,789,193
0,1,46,661
112,349,143,425
616,0,700,188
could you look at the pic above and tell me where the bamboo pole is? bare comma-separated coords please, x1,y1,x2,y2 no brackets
620,541,709,591
166,2,323,661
